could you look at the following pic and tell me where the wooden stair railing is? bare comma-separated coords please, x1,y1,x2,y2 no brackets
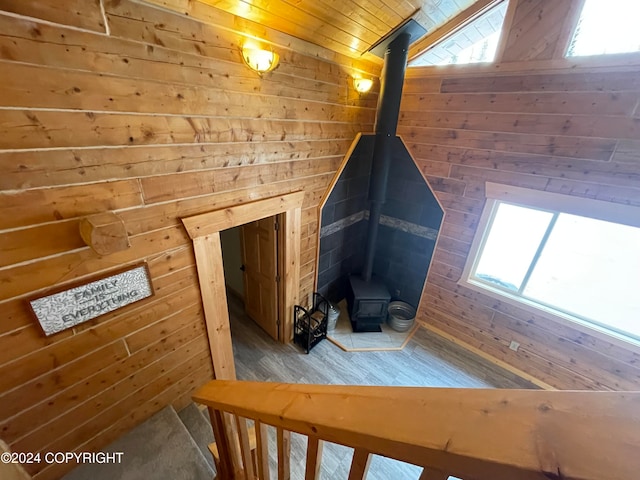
193,380,640,480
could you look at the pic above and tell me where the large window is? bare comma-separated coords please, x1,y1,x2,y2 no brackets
567,0,640,57
463,184,640,342
410,1,508,67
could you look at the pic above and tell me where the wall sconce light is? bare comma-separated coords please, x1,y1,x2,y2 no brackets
354,77,373,94
242,46,279,74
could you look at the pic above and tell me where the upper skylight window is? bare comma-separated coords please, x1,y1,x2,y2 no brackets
567,0,640,57
410,1,508,67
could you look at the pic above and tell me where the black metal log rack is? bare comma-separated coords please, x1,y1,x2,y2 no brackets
293,293,329,353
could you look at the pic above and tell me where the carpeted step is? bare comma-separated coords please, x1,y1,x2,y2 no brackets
61,405,213,480
177,403,216,473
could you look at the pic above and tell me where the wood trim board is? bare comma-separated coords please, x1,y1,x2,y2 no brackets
314,133,365,295
182,191,304,379
492,0,519,63
552,0,587,59
417,320,556,390
183,192,305,239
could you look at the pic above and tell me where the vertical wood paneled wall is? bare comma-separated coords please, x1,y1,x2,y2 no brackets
0,1,379,478
401,0,640,391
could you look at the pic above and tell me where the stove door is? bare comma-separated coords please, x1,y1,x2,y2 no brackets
355,299,387,319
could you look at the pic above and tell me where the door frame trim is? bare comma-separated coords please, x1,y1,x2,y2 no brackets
182,191,304,379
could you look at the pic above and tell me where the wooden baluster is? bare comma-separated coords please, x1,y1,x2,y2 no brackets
304,437,323,480
277,427,291,480
254,420,270,480
419,467,450,480
235,416,256,479
208,408,234,480
226,413,244,477
348,449,372,480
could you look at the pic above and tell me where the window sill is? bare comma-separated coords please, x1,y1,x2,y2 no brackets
458,277,640,352
406,52,640,77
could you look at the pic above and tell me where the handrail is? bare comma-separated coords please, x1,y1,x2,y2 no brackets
193,380,640,480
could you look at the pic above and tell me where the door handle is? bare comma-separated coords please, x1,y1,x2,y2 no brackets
240,264,246,271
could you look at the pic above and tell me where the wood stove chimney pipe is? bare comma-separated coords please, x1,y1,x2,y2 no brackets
362,31,411,282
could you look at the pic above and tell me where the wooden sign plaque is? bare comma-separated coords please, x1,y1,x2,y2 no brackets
28,263,154,336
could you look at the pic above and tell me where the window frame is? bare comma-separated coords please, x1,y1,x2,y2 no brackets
408,0,510,68
460,183,640,347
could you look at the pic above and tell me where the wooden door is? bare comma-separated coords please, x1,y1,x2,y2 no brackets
241,216,279,340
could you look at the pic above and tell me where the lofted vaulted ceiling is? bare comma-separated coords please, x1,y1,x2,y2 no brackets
188,0,479,59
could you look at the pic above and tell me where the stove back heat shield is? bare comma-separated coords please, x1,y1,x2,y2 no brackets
347,19,427,333
362,30,411,282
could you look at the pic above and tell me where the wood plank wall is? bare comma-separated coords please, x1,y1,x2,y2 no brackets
401,0,640,391
0,1,379,478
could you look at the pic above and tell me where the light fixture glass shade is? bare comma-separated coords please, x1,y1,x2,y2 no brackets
242,47,279,73
354,78,373,93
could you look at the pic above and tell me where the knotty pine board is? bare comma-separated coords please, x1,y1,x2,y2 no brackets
400,110,640,140
405,141,640,191
428,260,463,282
0,180,143,230
0,0,106,32
422,175,466,196
499,0,572,62
0,62,373,123
119,175,334,236
139,157,342,204
438,71,640,93
0,110,370,151
614,140,640,163
400,90,637,116
0,220,86,268
402,126,617,160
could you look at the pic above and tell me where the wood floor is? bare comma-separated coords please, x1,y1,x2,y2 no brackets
227,294,534,480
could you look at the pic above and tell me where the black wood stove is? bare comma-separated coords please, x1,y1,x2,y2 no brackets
347,276,391,332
